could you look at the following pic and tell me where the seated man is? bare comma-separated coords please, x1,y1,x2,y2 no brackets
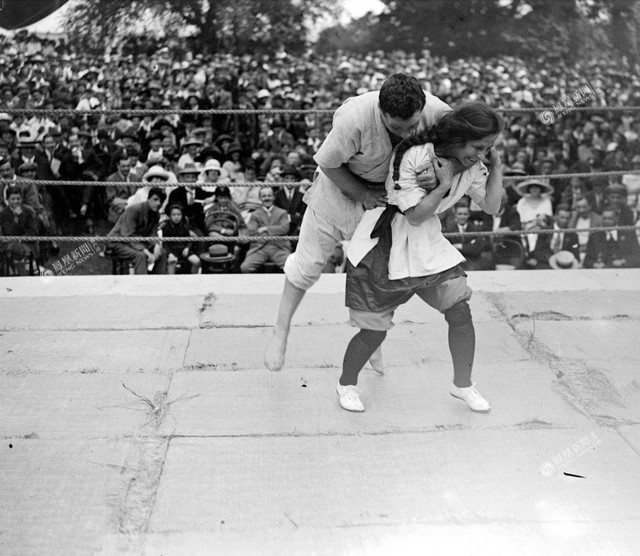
274,165,307,236
569,195,603,264
443,202,491,271
106,155,136,224
0,186,39,275
240,186,291,273
550,203,580,260
107,186,168,274
583,207,640,269
524,214,554,270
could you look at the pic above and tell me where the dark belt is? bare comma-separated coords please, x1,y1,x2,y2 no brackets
370,204,402,239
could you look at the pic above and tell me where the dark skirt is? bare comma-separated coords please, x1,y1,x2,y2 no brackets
345,205,465,313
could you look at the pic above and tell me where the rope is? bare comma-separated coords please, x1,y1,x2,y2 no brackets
0,225,636,244
3,170,640,188
2,106,640,117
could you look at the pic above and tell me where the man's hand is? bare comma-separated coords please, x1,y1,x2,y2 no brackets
168,253,178,263
415,161,438,192
593,261,606,269
361,189,387,210
612,258,627,268
257,226,268,235
146,253,156,264
181,247,189,258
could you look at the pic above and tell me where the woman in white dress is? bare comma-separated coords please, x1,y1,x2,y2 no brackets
336,102,504,413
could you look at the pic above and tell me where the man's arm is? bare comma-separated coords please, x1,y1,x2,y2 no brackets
264,209,290,237
320,165,386,210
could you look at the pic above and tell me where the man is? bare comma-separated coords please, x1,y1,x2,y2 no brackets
550,204,580,260
569,196,603,264
443,202,490,271
604,183,634,226
241,187,291,273
106,155,135,224
274,165,306,236
265,73,449,371
107,186,168,274
0,186,39,275
583,208,640,269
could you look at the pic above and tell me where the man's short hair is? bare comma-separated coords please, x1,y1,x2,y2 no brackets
379,73,426,120
575,196,591,207
147,187,166,203
555,203,571,214
6,185,22,198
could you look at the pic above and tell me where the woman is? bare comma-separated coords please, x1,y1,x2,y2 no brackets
514,178,554,252
337,102,503,413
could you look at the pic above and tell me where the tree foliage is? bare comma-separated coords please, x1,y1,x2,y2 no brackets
64,0,339,55
316,0,640,64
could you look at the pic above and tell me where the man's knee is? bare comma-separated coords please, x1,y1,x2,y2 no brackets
444,300,472,328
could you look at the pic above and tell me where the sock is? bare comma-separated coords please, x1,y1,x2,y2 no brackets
339,329,387,386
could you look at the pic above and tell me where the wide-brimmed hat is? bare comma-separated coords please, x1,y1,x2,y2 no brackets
203,159,221,172
225,142,242,155
281,165,301,179
165,202,184,216
549,250,579,269
513,179,554,197
143,165,170,182
182,136,202,148
17,130,37,146
178,162,201,175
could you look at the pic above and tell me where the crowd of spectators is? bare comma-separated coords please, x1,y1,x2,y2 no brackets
1,31,640,275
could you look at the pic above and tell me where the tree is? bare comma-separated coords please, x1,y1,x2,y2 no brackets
64,0,339,55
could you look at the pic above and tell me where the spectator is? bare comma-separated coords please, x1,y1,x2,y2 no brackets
583,207,640,268
167,162,206,233
241,186,291,273
106,155,136,224
514,178,554,250
0,186,39,275
549,203,580,259
126,165,170,207
273,166,306,236
524,213,554,270
221,142,244,182
177,136,202,170
569,195,603,263
160,203,201,274
443,202,491,270
604,183,634,226
107,186,168,274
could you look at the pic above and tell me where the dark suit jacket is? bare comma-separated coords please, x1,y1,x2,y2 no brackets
583,230,640,268
274,188,306,235
245,205,291,255
443,221,489,270
550,228,580,259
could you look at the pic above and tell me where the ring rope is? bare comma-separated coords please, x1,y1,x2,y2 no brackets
2,106,639,117
0,225,636,244
4,170,640,189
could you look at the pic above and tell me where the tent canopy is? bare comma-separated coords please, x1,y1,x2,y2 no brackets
0,0,70,31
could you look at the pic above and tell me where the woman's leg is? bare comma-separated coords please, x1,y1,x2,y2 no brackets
444,300,474,388
340,329,388,386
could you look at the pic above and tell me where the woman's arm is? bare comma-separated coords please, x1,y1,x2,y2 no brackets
474,148,502,215
404,157,454,226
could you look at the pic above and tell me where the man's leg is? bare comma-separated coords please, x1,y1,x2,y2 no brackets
264,209,342,371
112,243,147,274
240,250,268,273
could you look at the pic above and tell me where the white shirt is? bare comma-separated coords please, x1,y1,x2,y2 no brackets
348,142,489,279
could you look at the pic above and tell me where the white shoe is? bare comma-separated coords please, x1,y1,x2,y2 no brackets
450,382,491,412
336,383,365,412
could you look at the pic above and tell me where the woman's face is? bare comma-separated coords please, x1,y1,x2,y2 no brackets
449,134,498,168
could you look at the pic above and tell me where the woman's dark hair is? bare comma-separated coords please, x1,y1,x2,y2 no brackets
392,102,504,183
379,73,426,120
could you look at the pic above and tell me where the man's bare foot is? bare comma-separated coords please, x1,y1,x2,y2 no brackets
264,329,288,371
368,346,384,375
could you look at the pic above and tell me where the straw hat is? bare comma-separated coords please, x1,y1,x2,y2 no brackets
513,179,554,197
549,250,579,269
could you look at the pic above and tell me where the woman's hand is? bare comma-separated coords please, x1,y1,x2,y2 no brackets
415,161,438,192
433,157,455,193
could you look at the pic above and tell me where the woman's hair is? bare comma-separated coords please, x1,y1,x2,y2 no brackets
392,102,504,183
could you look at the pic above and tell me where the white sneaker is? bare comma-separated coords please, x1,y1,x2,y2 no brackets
336,383,365,412
450,382,491,412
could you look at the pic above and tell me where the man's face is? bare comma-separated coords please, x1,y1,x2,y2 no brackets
260,188,275,208
43,136,55,151
380,110,422,139
575,199,590,217
555,210,571,228
20,146,35,158
68,135,80,149
541,161,553,174
602,210,617,227
217,195,231,210
8,193,22,211
0,162,14,179
147,194,162,212
455,207,470,226
118,159,131,176
606,191,624,206
179,172,198,184
206,169,220,182
286,152,301,166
